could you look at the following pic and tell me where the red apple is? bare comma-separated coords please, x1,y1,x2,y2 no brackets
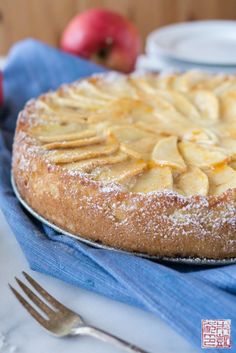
60,9,141,73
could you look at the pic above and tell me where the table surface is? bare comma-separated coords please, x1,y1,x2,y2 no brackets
0,209,200,353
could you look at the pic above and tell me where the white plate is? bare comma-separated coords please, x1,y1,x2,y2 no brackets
136,55,236,74
147,20,236,65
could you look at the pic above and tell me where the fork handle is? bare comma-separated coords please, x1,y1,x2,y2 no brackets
72,325,150,353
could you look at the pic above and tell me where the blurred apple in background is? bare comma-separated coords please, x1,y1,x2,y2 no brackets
60,9,141,73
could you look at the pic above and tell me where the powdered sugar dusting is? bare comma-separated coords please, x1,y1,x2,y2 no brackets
12,71,236,259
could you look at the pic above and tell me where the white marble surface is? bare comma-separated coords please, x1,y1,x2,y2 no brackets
0,209,199,353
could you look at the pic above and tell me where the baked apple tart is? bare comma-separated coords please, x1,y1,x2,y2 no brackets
12,71,236,259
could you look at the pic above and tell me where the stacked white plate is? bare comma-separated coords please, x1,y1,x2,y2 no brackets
136,20,236,73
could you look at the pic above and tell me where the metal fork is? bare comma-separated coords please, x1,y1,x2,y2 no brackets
9,272,150,353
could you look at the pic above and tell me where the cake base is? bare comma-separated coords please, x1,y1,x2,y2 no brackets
11,174,236,266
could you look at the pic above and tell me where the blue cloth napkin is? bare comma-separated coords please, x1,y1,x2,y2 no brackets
0,39,236,353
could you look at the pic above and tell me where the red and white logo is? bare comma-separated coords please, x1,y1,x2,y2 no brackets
202,320,231,349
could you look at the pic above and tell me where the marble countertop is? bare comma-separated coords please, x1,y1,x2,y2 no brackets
0,212,199,353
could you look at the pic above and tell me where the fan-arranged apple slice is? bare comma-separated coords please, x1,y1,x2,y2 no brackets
131,166,173,193
63,152,128,173
130,76,157,94
152,136,186,172
38,129,96,143
171,71,209,92
179,141,228,168
189,90,219,122
48,134,119,164
43,135,106,150
52,88,109,110
157,90,200,121
120,144,143,159
177,166,209,196
110,125,153,142
111,125,158,160
121,136,159,161
214,79,236,96
221,138,236,159
183,128,218,145
230,161,236,170
72,80,115,100
97,77,139,99
207,165,236,195
220,91,236,121
96,159,147,184
32,123,92,141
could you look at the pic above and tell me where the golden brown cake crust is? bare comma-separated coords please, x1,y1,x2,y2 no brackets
12,73,236,259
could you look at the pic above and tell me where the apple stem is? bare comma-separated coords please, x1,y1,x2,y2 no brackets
97,45,112,60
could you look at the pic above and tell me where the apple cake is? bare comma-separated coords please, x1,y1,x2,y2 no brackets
12,71,236,259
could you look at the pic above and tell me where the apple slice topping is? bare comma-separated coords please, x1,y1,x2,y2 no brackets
32,73,236,196
207,165,236,195
121,138,159,161
183,128,218,145
177,166,209,196
220,91,236,121
51,89,109,110
48,134,119,164
179,141,229,168
97,78,138,99
74,80,115,100
214,79,236,96
32,122,93,141
68,80,122,103
152,136,187,172
57,95,106,110
38,129,96,143
110,125,154,142
120,144,143,160
131,76,166,95
109,125,158,160
63,152,128,173
171,71,210,92
189,90,219,122
131,166,173,193
221,138,236,159
95,159,147,184
150,100,195,135
196,75,226,90
230,161,236,170
43,135,106,150
157,90,200,121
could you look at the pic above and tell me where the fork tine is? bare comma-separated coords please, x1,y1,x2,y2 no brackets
15,277,55,318
9,284,49,329
23,272,67,311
